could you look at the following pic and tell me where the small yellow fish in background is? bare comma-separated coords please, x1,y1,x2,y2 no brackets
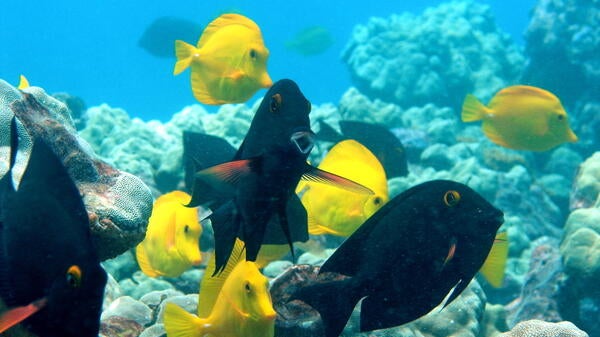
164,239,276,337
173,13,273,105
136,191,202,278
296,139,389,237
461,85,578,151
17,75,30,89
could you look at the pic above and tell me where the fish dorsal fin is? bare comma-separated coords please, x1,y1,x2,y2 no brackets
197,14,260,48
198,239,245,317
480,232,508,288
301,164,374,195
17,75,30,90
496,85,558,102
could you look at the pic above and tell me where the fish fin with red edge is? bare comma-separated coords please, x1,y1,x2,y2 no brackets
0,298,47,333
194,158,259,195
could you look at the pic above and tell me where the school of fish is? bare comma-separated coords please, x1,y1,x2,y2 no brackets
1,9,582,337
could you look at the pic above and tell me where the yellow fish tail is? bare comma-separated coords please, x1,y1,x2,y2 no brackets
164,302,204,337
461,94,487,122
174,40,197,75
480,232,508,288
17,75,30,89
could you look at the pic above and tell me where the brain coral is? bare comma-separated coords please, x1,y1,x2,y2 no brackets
342,1,524,110
498,319,588,337
0,79,153,260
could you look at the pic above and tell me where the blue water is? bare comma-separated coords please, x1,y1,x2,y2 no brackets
1,0,535,121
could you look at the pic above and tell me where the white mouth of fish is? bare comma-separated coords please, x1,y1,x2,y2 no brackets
290,131,314,154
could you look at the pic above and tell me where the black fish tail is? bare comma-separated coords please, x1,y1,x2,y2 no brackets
292,279,362,337
209,202,240,276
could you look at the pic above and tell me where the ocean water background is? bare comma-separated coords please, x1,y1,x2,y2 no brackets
1,0,535,121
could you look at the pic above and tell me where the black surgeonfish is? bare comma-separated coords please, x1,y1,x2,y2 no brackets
317,120,408,178
0,117,107,337
292,180,504,337
186,79,373,275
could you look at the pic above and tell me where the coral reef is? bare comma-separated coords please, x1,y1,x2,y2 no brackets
342,1,524,110
523,0,600,155
497,319,588,337
0,80,153,260
570,152,600,210
506,238,565,326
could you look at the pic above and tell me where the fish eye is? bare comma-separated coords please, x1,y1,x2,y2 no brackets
373,196,382,205
249,49,257,59
557,114,564,121
244,282,251,294
184,225,189,234
443,190,461,207
270,94,282,113
66,265,82,288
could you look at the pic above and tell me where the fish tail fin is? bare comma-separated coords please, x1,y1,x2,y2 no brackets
164,302,204,337
292,279,361,337
173,40,197,75
461,94,487,122
480,231,508,288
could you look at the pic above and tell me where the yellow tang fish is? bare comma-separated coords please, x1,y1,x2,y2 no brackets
164,239,275,337
173,13,273,105
297,139,389,237
461,85,578,151
135,191,202,278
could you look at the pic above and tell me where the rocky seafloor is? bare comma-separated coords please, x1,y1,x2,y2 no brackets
2,0,599,336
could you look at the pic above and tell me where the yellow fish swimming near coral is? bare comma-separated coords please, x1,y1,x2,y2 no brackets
164,239,275,337
135,191,202,278
297,139,389,237
461,85,578,151
173,13,273,105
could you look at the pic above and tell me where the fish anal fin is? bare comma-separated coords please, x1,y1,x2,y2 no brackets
480,232,508,288
190,66,225,105
164,302,204,337
482,121,511,148
302,164,374,195
135,244,161,278
209,202,241,276
360,294,431,332
291,279,360,337
0,298,47,334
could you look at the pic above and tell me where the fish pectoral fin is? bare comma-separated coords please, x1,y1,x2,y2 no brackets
164,303,203,337
195,158,257,192
0,297,47,334
226,69,246,81
480,232,508,288
301,164,374,195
